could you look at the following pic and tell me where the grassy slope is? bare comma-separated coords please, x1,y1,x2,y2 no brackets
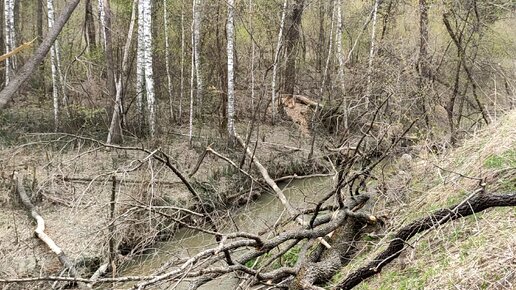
334,111,516,289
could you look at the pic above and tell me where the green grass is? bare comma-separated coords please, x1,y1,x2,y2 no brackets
484,149,516,169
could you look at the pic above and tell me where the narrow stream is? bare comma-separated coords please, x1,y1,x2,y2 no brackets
120,177,332,289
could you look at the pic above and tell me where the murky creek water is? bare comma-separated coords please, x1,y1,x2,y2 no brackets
119,177,332,289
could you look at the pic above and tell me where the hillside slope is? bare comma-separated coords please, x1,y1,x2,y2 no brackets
336,111,516,289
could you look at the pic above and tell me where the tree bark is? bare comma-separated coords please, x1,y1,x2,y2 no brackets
227,0,236,141
107,0,137,144
0,0,80,110
282,0,305,97
271,0,288,122
364,0,379,109
84,0,96,52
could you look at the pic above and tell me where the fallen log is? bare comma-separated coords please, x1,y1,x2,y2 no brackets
12,171,85,287
336,190,516,290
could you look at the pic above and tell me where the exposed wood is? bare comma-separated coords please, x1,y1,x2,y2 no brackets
13,171,84,286
280,94,323,108
0,37,35,62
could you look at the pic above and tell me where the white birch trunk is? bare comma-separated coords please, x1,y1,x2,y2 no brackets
179,0,185,121
249,0,255,109
193,0,202,115
335,0,347,128
188,0,195,144
163,0,174,121
98,0,106,48
271,0,288,121
4,0,16,84
136,0,145,121
365,0,379,109
320,1,335,98
47,0,59,130
107,0,137,144
142,0,155,137
227,0,236,138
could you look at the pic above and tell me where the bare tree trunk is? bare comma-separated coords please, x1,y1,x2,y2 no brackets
163,0,174,121
271,0,288,123
364,0,379,109
335,0,347,129
47,0,64,131
193,0,203,116
188,0,196,145
107,0,137,144
417,0,430,127
320,0,335,99
84,0,96,52
227,0,236,142
282,0,305,97
0,0,81,109
179,0,185,121
0,0,4,86
142,0,155,137
4,0,16,84
101,0,116,120
249,0,255,109
136,0,144,129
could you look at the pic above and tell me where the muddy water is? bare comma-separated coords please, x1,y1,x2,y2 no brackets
120,177,332,289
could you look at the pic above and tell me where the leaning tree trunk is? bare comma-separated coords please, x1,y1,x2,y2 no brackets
0,0,81,109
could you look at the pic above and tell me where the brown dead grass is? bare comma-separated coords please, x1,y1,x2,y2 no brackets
337,111,516,289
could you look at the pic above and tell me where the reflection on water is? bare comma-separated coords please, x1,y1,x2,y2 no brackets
119,177,332,289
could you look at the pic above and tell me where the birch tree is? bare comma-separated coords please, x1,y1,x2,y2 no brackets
335,0,347,128
193,0,203,115
271,0,288,122
142,0,155,137
163,0,173,121
227,0,236,140
47,0,66,130
135,0,155,137
136,0,144,123
364,0,380,108
179,0,185,121
4,0,16,84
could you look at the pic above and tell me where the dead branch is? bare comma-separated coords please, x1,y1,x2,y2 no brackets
336,191,516,290
12,171,84,287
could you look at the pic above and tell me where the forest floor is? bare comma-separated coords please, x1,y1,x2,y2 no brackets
0,110,514,289
0,115,329,280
